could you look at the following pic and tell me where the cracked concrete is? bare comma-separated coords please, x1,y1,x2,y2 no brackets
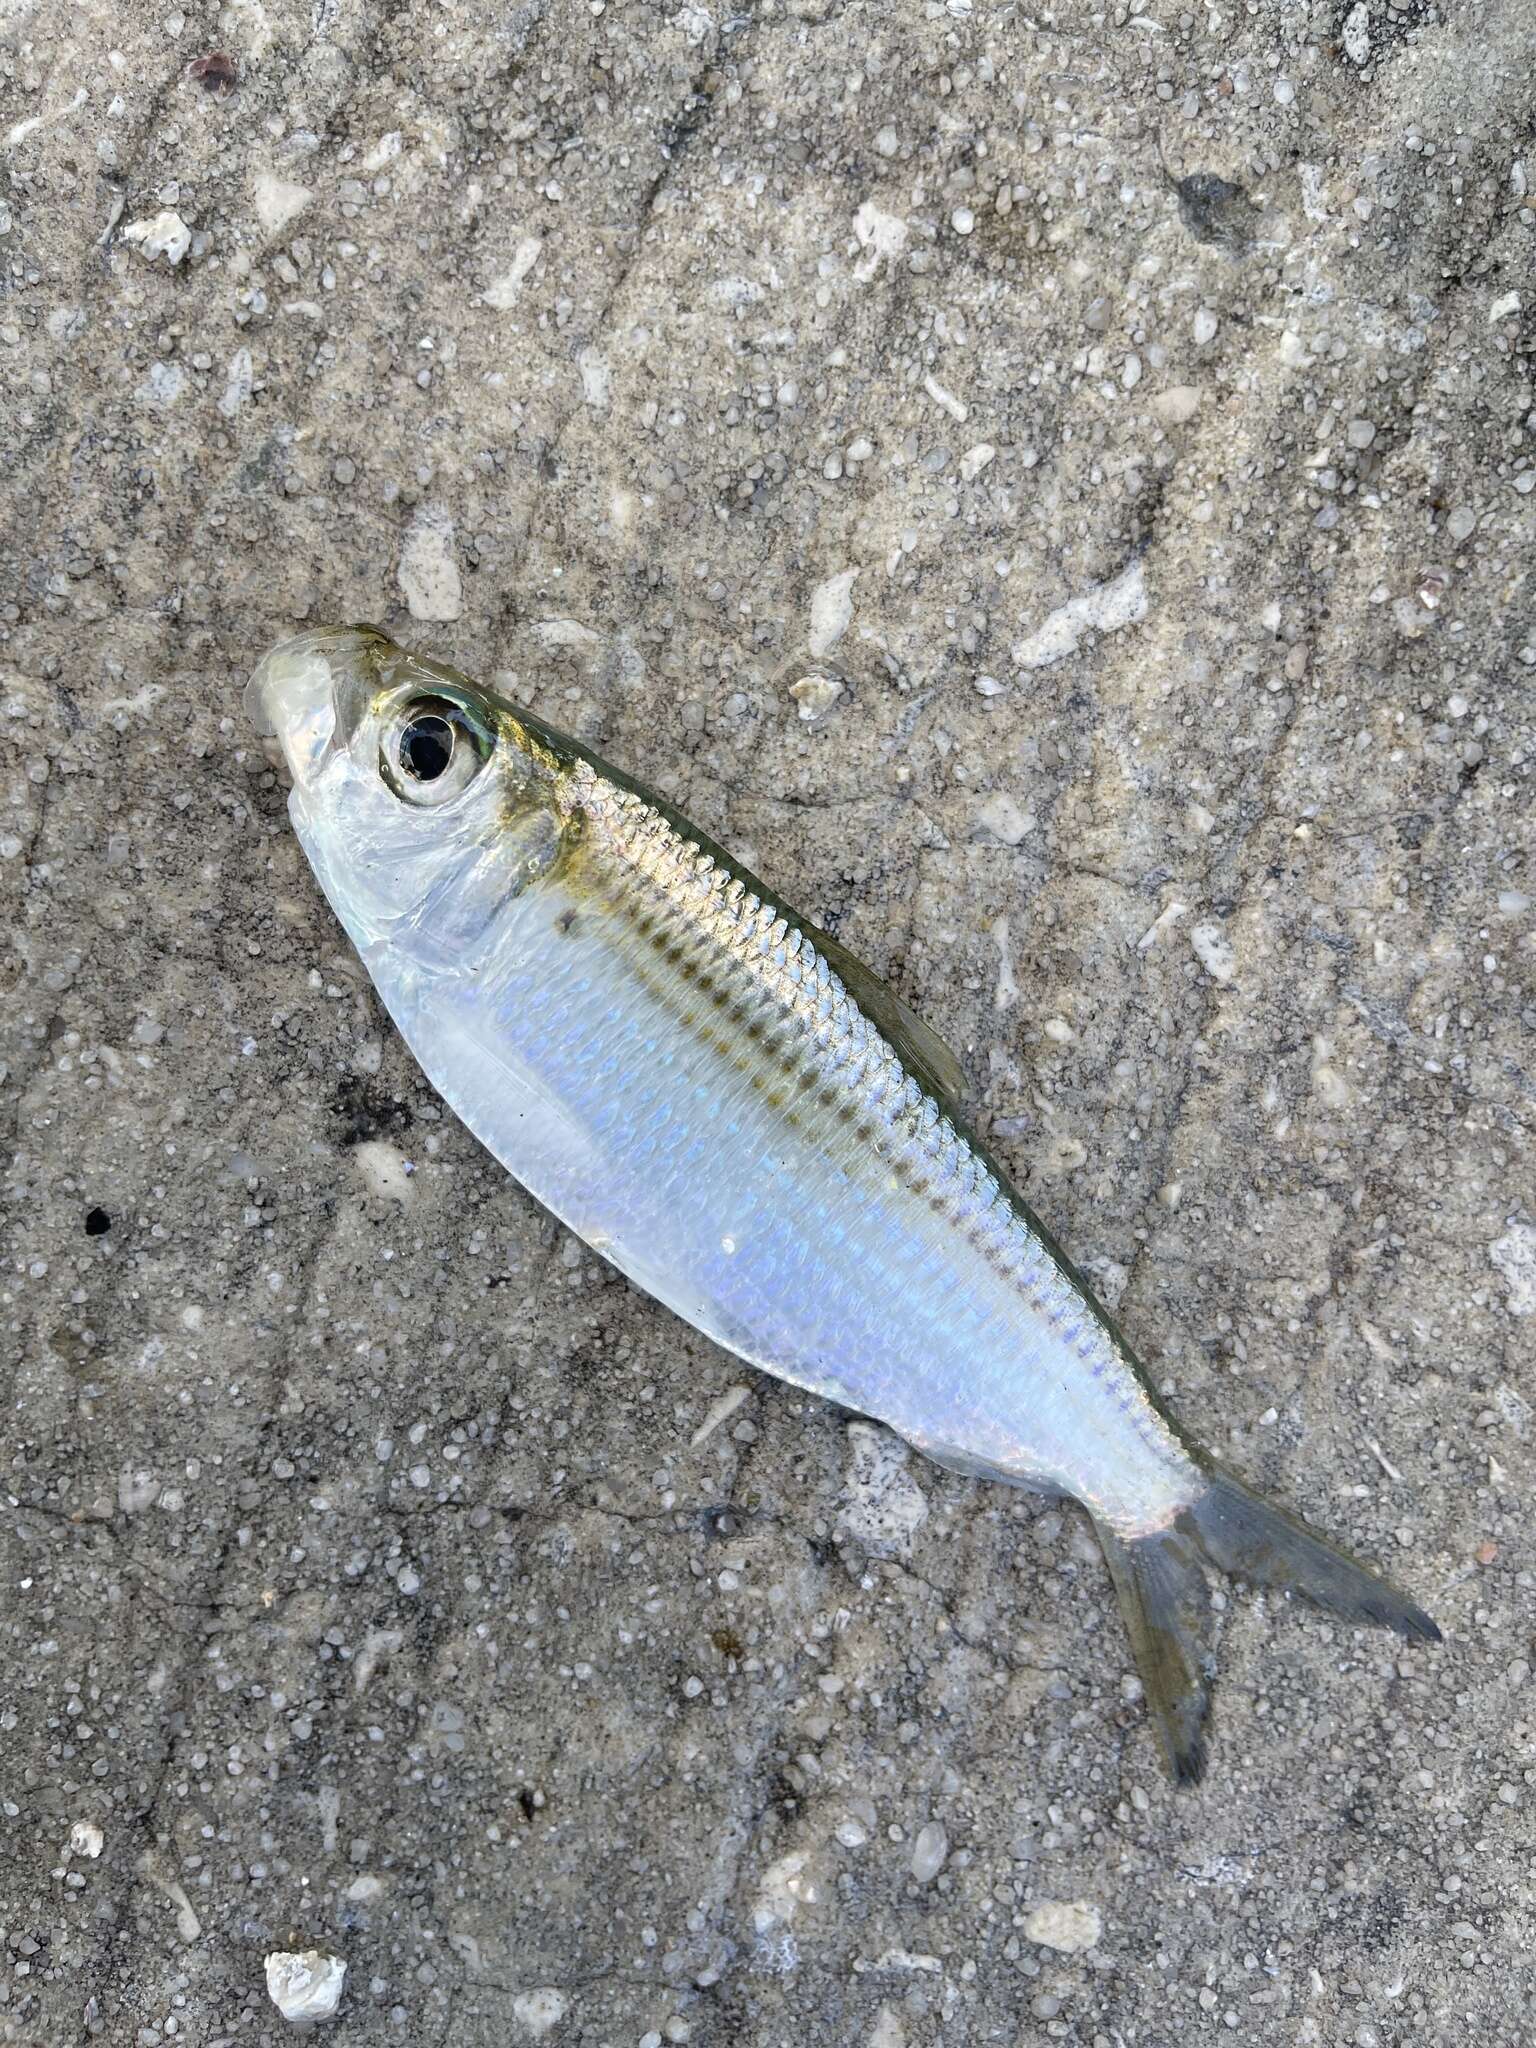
2,0,1534,2042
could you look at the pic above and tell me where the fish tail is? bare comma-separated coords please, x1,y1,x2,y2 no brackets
1097,1464,1440,1786
1185,1463,1442,1642
1096,1517,1214,1785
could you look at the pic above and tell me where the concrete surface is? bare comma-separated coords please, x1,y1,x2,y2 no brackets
2,0,1533,2042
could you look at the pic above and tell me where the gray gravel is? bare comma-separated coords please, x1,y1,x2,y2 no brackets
3,1,1533,2042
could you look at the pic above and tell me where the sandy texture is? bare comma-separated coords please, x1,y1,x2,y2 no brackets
2,1,1533,2041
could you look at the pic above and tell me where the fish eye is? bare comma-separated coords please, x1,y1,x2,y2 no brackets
399,713,455,783
381,694,492,806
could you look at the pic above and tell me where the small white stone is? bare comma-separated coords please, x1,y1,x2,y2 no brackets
511,1989,568,2037
355,133,403,177
1347,417,1376,449
1190,920,1236,983
1137,900,1188,951
264,1950,346,2025
1490,290,1522,322
960,442,996,481
1278,329,1311,368
868,2007,907,2048
218,346,254,419
852,200,908,282
1490,1224,1536,1316
1013,561,1147,671
808,568,859,657
837,1422,928,1556
1193,307,1218,346
121,210,192,265
1274,78,1295,104
951,206,974,235
1121,353,1142,390
531,617,601,651
69,1820,104,1859
398,505,463,622
1023,1899,1102,1954
973,792,1035,845
788,672,843,722
485,236,544,309
1153,385,1201,426
875,125,899,157
1342,1,1370,62
578,348,610,409
118,1468,161,1514
922,373,968,423
252,172,312,237
910,1822,949,1883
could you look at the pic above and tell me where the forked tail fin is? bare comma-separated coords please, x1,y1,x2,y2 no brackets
1096,1463,1440,1784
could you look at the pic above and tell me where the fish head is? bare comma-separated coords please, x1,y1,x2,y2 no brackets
245,625,568,970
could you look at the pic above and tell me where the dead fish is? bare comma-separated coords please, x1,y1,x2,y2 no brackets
246,624,1440,1782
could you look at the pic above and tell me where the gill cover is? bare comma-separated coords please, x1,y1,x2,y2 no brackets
248,624,566,971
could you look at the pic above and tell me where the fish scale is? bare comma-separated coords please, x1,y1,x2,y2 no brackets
248,624,1440,1783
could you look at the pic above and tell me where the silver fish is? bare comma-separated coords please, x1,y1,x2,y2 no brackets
247,624,1439,1781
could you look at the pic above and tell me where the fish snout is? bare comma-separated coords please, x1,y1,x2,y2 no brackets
244,625,388,791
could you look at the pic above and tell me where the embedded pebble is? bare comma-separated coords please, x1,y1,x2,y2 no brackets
218,347,254,419
910,1822,950,1883
853,200,908,281
1023,1899,1102,1954
252,172,313,237
353,1139,415,1205
121,211,192,265
1490,1225,1536,1316
264,1950,346,2024
973,792,1035,845
511,1989,569,2037
1192,307,1219,346
1190,920,1236,983
398,505,464,621
788,671,844,721
485,236,544,308
808,568,859,657
837,1422,929,1556
1154,385,1201,425
1013,561,1147,670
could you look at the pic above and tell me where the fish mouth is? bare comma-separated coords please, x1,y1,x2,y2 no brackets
244,624,392,792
